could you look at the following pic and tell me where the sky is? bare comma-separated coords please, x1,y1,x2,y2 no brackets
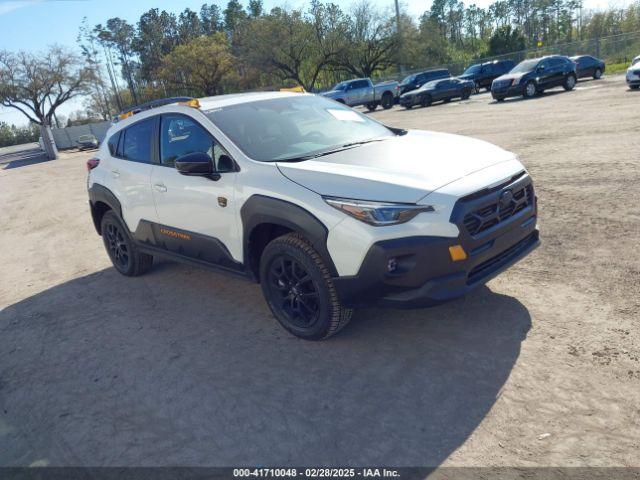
0,0,632,126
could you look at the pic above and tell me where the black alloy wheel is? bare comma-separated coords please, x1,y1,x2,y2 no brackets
267,255,320,330
105,222,130,270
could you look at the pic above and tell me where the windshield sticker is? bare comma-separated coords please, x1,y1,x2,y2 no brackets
327,109,365,122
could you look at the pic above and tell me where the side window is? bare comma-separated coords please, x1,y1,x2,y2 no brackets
107,131,120,156
121,118,155,163
160,114,234,172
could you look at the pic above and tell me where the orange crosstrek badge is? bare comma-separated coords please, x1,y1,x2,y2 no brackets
159,228,191,241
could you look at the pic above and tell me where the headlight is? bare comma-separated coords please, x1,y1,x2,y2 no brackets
323,197,434,226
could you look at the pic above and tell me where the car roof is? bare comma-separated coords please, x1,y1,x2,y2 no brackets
199,91,306,112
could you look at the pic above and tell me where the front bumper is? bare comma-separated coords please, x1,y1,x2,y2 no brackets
626,74,640,86
399,95,418,106
492,82,524,99
333,175,539,308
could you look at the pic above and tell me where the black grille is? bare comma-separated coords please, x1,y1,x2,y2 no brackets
463,183,534,236
467,232,538,284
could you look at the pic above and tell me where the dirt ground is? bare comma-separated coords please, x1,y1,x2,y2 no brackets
1,75,638,468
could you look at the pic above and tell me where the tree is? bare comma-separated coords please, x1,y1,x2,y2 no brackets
0,46,92,158
224,0,248,34
336,1,397,78
488,24,526,54
200,4,223,34
78,17,113,120
133,9,178,82
157,34,235,96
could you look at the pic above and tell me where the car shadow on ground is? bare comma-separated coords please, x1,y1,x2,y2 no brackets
0,260,531,466
490,89,566,104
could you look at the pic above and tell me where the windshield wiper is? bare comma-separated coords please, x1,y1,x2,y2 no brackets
277,137,390,162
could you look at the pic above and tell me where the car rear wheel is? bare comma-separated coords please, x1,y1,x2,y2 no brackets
563,74,577,91
381,92,394,109
420,95,432,107
259,233,353,340
462,90,471,100
366,102,378,111
524,81,537,98
101,211,153,276
593,68,603,80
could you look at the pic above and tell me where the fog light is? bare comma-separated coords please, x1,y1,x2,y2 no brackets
449,245,468,262
387,258,398,273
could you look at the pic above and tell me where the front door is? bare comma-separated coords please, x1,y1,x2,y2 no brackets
150,113,242,268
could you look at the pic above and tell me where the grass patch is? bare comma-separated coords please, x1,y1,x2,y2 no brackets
606,62,631,74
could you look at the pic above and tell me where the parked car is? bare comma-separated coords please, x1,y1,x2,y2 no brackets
570,55,605,79
87,93,539,340
491,55,577,101
626,55,640,89
399,78,474,108
459,60,515,92
322,78,399,111
398,69,450,95
76,134,99,150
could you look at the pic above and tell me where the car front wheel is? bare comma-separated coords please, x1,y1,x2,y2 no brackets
523,81,537,98
593,68,603,80
259,233,353,340
563,74,577,91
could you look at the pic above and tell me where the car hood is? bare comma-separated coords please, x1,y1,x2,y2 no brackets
494,72,526,83
276,130,516,203
321,90,342,98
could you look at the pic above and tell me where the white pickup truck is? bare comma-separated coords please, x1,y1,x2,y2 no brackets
321,78,400,111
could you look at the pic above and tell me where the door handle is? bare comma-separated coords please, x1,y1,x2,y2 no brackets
153,183,167,193
111,170,120,178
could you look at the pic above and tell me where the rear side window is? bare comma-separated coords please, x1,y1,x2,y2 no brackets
121,118,155,163
107,132,120,156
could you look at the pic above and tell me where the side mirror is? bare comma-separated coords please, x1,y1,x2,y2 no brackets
537,65,545,72
175,152,220,180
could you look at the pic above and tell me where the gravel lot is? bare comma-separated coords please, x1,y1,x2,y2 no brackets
1,74,638,467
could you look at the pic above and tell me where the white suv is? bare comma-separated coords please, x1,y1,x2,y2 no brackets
88,93,539,340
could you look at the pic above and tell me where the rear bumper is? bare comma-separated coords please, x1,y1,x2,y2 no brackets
333,175,539,308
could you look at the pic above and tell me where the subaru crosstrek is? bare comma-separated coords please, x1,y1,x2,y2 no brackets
87,93,540,340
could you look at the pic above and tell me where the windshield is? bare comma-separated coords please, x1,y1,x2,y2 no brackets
510,59,539,74
206,95,395,162
333,82,348,91
400,74,416,85
632,57,640,66
463,64,481,75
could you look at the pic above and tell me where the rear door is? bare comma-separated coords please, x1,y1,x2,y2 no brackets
108,117,159,233
150,113,241,266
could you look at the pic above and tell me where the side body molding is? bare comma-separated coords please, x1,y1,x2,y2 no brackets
240,195,338,278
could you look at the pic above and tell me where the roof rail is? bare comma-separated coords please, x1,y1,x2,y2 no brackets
115,97,197,122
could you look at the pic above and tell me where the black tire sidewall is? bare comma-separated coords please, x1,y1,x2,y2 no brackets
524,81,536,98
101,211,136,276
381,93,393,109
260,238,335,340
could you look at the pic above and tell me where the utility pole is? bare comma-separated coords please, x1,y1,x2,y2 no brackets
394,0,403,75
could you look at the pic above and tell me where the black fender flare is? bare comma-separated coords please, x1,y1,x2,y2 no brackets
88,184,122,235
240,195,338,278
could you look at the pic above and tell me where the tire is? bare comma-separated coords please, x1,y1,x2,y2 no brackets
259,233,353,340
366,102,378,112
523,80,537,98
563,74,577,91
381,92,393,109
593,68,602,80
403,104,412,110
443,97,451,103
474,82,481,94
496,98,505,102
101,210,153,276
420,95,432,107
461,90,471,100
